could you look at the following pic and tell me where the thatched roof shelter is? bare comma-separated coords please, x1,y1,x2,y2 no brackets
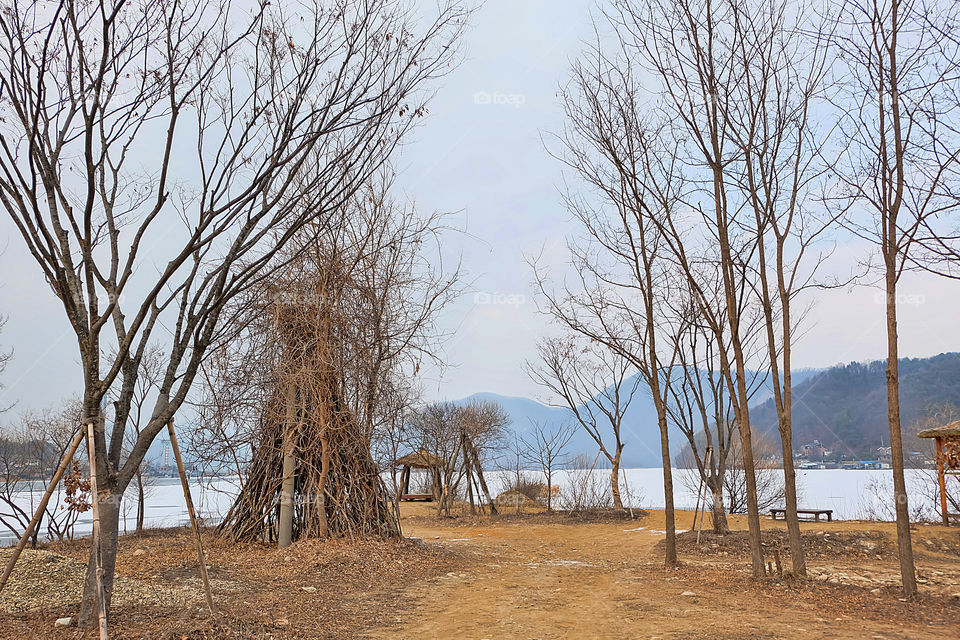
917,421,960,439
918,420,960,527
395,449,444,469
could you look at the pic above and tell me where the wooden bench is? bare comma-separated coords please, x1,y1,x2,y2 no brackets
400,493,434,502
770,508,832,522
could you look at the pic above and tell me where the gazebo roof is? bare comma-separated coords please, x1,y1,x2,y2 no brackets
917,421,960,439
395,448,444,468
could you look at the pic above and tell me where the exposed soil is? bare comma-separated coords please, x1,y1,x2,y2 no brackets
0,526,469,639
1,507,959,638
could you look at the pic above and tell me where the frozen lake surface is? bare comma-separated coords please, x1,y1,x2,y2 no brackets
1,468,940,545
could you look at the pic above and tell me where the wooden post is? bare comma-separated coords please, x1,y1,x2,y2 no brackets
0,429,85,593
86,422,109,640
691,474,705,533
167,418,217,614
696,448,712,545
278,380,297,548
936,437,949,527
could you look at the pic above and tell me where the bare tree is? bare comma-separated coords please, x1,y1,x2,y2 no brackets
721,430,787,516
0,0,466,624
410,401,464,516
112,344,164,534
603,0,777,577
832,0,960,597
713,0,842,577
459,399,509,514
0,397,83,544
540,36,683,561
521,421,575,512
665,298,739,535
526,335,640,511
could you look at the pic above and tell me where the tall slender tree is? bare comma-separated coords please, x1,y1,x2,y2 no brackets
0,0,466,624
833,0,960,597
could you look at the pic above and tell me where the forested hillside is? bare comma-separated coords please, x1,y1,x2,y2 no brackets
749,353,960,455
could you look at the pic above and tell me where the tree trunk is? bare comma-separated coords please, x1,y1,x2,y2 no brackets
709,481,729,534
610,453,623,510
546,467,553,512
317,424,330,538
885,274,918,596
657,417,677,565
466,439,498,515
278,381,297,548
779,437,806,576
78,486,120,628
136,473,145,534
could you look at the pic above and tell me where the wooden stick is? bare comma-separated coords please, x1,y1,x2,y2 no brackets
167,418,217,614
277,380,297,548
0,429,85,593
936,438,949,527
691,474,704,533
696,448,713,546
87,422,109,640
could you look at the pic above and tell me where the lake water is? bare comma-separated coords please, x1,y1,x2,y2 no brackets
1,468,942,545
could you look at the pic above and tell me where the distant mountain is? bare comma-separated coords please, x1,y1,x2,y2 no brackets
456,369,826,467
456,389,666,467
750,352,960,456
456,353,960,467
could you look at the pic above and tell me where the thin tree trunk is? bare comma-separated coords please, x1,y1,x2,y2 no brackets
318,424,330,538
657,415,677,565
278,381,297,549
709,481,729,534
135,473,145,534
546,466,553,512
885,269,917,596
779,435,806,576
79,423,114,635
610,452,623,510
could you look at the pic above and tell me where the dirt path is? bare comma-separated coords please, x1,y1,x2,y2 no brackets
373,509,960,640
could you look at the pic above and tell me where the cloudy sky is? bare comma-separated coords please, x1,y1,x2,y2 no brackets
1,0,959,414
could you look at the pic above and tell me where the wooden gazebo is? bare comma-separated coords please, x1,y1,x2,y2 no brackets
395,449,444,502
918,421,960,526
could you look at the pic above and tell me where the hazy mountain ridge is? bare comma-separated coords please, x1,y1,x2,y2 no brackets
750,352,960,455
456,353,960,466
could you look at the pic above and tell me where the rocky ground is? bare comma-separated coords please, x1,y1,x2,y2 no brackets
0,507,958,638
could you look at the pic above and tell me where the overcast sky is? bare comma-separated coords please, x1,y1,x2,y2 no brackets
1,0,959,415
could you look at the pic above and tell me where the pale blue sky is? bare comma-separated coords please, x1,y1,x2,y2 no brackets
1,0,959,415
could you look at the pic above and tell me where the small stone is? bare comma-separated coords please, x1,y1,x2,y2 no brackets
275,618,290,627
301,586,317,593
951,593,960,601
54,617,72,628
284,555,292,562
680,591,697,597
132,549,146,556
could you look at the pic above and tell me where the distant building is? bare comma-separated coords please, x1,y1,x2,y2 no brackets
801,440,826,459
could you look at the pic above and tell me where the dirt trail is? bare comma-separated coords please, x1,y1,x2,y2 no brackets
374,508,960,640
